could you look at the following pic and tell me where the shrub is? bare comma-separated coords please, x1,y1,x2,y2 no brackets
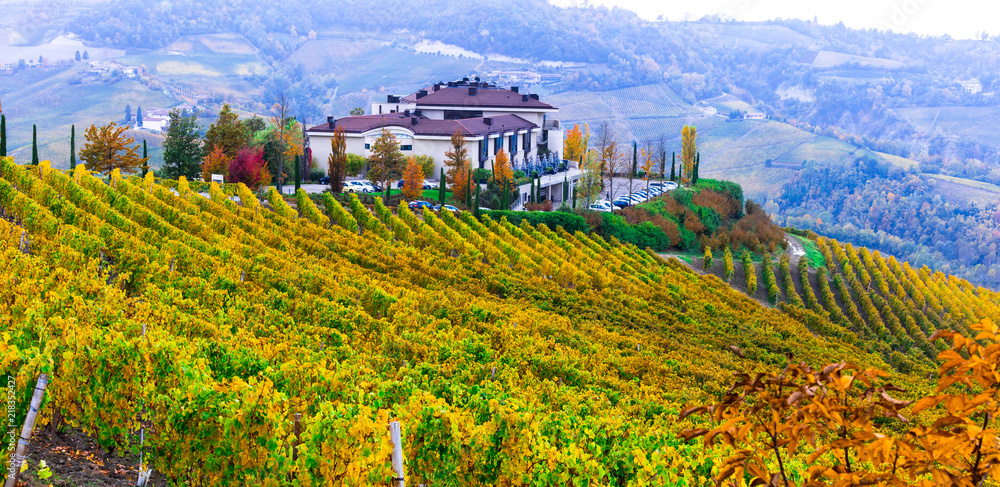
723,246,734,282
473,168,491,183
742,251,757,295
703,246,713,270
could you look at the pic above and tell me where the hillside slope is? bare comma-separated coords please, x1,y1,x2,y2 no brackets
0,158,916,485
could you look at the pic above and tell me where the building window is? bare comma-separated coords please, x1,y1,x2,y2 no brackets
479,140,488,162
510,134,517,153
524,133,531,150
365,143,371,149
494,135,502,154
401,145,413,151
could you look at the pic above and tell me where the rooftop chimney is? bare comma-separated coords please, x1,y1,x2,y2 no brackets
433,84,441,91
511,86,519,93
416,89,428,99
327,116,335,129
522,94,529,102
411,117,418,125
387,95,399,103
483,117,492,126
468,87,478,96
529,94,539,100
404,109,410,117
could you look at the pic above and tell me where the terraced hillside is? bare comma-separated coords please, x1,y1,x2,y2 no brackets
693,233,1000,371
0,157,911,485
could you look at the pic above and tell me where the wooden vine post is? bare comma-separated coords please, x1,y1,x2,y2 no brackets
5,374,49,487
389,421,405,487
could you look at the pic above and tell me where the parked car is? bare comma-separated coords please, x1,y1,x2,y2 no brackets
478,207,493,212
408,200,434,210
433,204,460,213
319,176,330,185
423,180,439,189
344,180,375,193
588,200,615,212
612,197,634,208
359,180,383,192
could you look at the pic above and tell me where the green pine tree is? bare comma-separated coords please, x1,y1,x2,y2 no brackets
70,125,76,169
572,186,577,209
0,114,6,158
31,125,39,165
670,152,676,181
562,174,569,202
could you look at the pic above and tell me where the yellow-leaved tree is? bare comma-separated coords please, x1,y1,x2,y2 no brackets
402,156,424,201
80,122,147,175
493,148,514,210
564,123,589,163
639,143,656,193
681,124,696,186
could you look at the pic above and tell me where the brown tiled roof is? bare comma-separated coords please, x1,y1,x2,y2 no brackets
307,114,537,137
402,86,554,109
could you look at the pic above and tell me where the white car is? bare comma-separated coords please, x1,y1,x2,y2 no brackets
344,180,375,193
589,200,615,212
423,179,439,189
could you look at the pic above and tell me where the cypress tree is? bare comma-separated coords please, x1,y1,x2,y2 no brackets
70,125,76,169
659,150,666,184
466,169,472,208
294,154,301,191
670,152,676,181
693,153,700,185
1,114,6,158
474,184,481,217
562,174,569,202
31,125,39,165
572,186,577,209
438,168,446,204
631,141,637,177
140,139,147,176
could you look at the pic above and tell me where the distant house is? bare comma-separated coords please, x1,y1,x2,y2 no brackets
700,106,718,116
961,80,983,94
141,108,174,132
745,112,766,120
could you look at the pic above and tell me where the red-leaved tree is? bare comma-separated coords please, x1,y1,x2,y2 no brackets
228,147,271,190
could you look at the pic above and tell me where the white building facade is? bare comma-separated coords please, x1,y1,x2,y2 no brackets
307,79,566,179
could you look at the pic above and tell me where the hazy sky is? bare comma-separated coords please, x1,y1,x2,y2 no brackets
551,0,1000,39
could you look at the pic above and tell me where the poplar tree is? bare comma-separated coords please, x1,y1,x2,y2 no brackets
670,152,676,181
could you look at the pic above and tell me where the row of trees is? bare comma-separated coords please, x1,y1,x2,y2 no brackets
158,102,303,190
564,122,703,208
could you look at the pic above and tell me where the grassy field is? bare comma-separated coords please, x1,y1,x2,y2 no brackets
923,173,1000,207
810,51,905,69
897,106,1000,147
